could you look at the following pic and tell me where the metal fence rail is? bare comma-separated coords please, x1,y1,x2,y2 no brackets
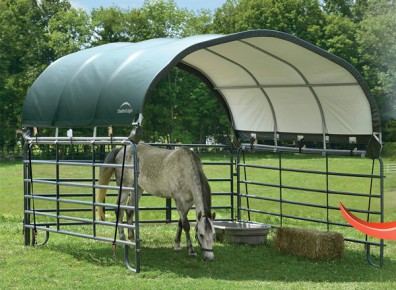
235,143,385,267
387,163,396,173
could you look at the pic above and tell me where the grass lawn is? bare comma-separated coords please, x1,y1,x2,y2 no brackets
1,152,395,289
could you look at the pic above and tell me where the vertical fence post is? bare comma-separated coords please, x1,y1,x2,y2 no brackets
326,154,330,231
132,141,141,273
56,141,60,232
230,146,235,221
378,157,385,267
236,146,242,221
92,141,97,238
278,151,283,227
23,142,31,246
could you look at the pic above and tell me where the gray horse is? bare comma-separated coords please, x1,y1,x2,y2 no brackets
96,143,216,260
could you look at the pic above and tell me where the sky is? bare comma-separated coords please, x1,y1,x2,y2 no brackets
70,0,228,12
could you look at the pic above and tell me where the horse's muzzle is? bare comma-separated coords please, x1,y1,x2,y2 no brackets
203,250,214,261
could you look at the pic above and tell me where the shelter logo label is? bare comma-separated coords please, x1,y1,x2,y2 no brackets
117,102,133,114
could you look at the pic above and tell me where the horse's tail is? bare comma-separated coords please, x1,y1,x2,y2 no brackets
96,146,122,220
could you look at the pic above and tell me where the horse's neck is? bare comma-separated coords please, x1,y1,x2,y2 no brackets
194,200,205,218
192,183,210,219
193,195,209,219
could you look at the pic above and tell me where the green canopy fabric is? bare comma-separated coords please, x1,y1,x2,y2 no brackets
22,30,381,143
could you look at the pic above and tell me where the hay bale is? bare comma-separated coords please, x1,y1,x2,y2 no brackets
275,227,344,260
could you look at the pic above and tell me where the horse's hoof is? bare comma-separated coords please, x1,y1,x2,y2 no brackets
189,251,198,256
173,246,182,252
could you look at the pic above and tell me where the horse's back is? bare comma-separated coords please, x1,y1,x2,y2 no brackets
135,144,169,196
137,144,201,201
164,147,204,210
138,144,199,175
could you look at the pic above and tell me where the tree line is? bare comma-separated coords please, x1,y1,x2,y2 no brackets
0,0,395,154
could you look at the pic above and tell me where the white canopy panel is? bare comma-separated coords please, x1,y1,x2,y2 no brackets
181,32,379,143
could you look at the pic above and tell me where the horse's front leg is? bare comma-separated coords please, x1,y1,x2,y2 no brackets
182,216,197,256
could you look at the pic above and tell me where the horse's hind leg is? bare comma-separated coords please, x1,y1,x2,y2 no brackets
115,190,129,240
126,187,143,241
174,218,183,252
125,208,134,241
115,210,125,240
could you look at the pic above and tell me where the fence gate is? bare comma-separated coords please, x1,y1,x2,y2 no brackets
236,143,385,267
23,134,141,272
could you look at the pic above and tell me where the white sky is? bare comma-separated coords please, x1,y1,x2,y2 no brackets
70,0,228,12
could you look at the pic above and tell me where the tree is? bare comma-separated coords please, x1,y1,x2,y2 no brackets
318,14,358,66
213,0,325,43
355,0,396,125
322,0,353,17
0,0,44,154
0,0,93,154
91,6,131,45
46,7,92,59
181,9,215,35
143,68,231,144
351,0,368,22
139,0,193,38
212,0,239,34
91,1,209,44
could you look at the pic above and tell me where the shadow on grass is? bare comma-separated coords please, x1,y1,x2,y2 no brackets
46,236,395,283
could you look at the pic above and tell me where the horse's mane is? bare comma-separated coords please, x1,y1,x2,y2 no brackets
189,149,212,217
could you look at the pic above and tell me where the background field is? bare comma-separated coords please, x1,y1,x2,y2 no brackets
1,152,395,289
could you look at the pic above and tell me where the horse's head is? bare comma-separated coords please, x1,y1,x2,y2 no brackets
195,211,216,261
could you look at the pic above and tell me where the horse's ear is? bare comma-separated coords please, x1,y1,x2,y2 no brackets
198,211,202,220
212,212,216,220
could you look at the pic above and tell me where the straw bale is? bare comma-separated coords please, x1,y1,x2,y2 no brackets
275,227,344,260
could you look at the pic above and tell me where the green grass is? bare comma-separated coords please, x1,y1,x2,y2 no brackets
382,142,396,159
1,154,396,289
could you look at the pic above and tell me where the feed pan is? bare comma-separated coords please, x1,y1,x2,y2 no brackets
213,221,271,245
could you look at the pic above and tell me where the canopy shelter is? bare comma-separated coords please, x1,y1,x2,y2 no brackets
22,30,381,146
